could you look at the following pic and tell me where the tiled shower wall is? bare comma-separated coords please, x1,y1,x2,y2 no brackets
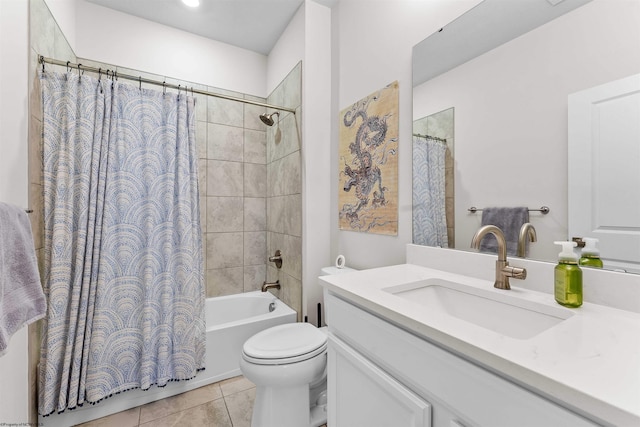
28,0,303,421
266,63,303,320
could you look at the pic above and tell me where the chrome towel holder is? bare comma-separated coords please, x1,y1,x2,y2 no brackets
468,206,550,214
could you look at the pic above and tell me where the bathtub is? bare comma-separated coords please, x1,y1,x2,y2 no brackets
41,291,296,427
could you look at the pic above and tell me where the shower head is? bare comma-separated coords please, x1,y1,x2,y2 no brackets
259,111,280,126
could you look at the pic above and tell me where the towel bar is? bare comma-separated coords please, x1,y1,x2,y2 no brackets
468,206,550,214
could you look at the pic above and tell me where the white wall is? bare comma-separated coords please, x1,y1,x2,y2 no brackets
332,0,481,270
0,0,30,422
413,0,640,261
74,1,268,97
266,0,333,325
301,1,332,325
267,3,305,95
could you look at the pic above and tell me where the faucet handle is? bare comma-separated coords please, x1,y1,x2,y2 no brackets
268,250,283,269
503,265,527,280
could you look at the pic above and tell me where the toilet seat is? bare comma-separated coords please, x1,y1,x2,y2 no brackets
242,323,327,365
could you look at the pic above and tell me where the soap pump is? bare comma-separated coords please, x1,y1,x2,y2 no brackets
579,238,603,268
554,241,582,308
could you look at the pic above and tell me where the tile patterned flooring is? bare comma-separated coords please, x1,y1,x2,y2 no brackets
75,376,329,427
76,376,256,427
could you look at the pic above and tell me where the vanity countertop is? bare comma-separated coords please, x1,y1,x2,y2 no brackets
320,263,640,426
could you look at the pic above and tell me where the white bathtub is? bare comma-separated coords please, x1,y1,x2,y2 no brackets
41,291,296,427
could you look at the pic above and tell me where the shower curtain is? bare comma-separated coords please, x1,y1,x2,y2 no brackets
38,70,205,415
412,136,448,247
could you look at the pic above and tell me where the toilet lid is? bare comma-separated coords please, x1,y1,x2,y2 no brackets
242,323,327,365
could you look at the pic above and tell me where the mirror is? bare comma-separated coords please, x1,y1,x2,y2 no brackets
412,0,640,272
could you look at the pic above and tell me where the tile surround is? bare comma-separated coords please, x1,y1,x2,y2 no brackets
208,123,244,161
207,89,245,127
265,62,303,319
206,267,243,298
207,197,244,232
207,160,244,197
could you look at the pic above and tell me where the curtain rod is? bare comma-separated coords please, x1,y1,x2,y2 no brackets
413,133,447,143
38,56,297,114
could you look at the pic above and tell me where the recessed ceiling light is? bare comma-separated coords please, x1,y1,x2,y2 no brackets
182,0,200,7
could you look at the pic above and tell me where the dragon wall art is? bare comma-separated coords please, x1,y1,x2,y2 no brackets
339,81,398,235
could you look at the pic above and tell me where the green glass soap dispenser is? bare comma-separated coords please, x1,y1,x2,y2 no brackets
579,237,603,268
554,241,582,308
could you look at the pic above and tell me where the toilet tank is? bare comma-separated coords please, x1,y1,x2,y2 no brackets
320,266,357,276
320,265,357,326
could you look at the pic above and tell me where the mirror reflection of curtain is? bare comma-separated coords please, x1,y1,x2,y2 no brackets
412,136,448,247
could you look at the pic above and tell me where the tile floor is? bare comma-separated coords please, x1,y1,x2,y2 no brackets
76,376,256,427
75,376,328,427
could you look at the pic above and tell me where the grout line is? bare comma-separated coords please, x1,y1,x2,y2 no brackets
221,393,234,427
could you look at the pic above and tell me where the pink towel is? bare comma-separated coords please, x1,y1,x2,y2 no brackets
0,202,46,356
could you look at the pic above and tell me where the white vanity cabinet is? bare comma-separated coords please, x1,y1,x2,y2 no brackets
325,293,599,427
328,334,432,426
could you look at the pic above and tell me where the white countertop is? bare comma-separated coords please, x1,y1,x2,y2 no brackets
320,263,640,426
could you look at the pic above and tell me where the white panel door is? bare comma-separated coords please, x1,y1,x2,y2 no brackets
568,73,640,273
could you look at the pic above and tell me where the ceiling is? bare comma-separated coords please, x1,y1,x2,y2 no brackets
86,0,305,55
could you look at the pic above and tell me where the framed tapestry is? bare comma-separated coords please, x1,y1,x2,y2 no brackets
338,81,398,235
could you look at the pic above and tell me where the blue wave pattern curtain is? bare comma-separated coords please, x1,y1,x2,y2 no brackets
412,136,448,247
38,71,205,415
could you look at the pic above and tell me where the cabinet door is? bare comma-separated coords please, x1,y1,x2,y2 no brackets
328,335,431,427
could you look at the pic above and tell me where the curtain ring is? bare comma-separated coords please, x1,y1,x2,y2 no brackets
178,84,181,99
114,70,118,81
163,81,166,95
40,56,45,73
97,68,104,93
77,63,82,79
139,76,142,91
66,61,71,73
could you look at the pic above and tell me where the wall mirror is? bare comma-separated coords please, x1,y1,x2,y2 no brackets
412,0,640,273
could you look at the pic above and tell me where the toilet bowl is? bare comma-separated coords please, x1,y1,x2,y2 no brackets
240,322,328,427
241,264,356,426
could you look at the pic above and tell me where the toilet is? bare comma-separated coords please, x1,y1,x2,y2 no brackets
240,265,356,427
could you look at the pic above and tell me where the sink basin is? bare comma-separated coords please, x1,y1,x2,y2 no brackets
383,278,573,339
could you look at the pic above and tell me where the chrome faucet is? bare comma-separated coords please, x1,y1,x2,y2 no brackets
471,225,527,290
262,280,281,292
517,223,537,258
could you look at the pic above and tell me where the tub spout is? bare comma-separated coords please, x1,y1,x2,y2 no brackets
262,280,281,292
